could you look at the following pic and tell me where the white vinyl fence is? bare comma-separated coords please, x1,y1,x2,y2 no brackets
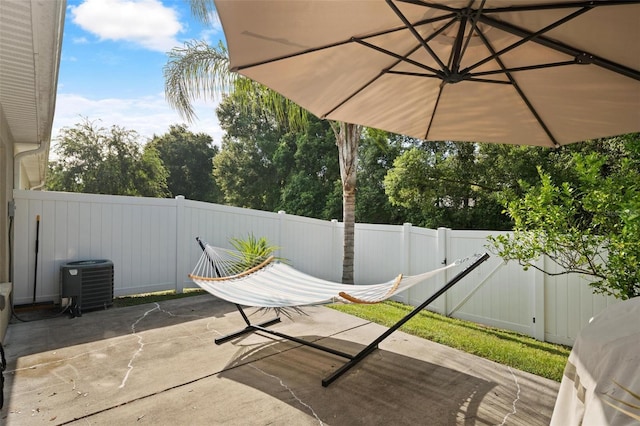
12,190,616,346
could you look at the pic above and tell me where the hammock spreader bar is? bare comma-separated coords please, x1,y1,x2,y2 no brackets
206,245,490,387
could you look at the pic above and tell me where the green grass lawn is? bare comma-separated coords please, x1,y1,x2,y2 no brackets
329,301,570,382
113,291,570,382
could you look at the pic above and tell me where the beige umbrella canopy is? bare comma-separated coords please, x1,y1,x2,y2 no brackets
214,0,640,148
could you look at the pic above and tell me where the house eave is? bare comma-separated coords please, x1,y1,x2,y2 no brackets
0,0,66,189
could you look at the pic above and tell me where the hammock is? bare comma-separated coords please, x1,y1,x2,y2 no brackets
188,238,489,387
189,241,465,308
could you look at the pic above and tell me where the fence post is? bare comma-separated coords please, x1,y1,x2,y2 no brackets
397,223,412,304
278,210,286,258
532,255,546,341
435,227,449,314
402,223,412,274
174,195,185,294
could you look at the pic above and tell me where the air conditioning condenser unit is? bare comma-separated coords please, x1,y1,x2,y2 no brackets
61,260,114,317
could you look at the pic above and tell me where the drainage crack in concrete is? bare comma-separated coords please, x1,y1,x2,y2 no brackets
499,366,521,426
31,313,371,424
119,302,213,388
118,304,160,388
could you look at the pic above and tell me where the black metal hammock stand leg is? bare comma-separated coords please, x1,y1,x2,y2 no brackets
213,253,490,387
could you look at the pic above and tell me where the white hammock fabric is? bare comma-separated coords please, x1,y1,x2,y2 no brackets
189,243,471,308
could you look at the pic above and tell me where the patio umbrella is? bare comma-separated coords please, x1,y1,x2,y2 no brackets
214,0,640,147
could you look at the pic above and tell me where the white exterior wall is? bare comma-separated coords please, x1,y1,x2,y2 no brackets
1,109,14,284
12,190,617,346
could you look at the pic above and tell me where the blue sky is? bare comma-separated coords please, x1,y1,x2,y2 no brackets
52,0,225,144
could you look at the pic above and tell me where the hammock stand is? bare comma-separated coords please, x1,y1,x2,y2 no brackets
191,238,489,387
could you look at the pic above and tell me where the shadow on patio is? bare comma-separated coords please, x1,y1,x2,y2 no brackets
0,295,559,425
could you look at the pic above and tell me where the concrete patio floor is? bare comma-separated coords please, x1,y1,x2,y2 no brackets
1,294,560,425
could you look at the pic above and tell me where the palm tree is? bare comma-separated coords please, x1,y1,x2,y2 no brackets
164,3,362,283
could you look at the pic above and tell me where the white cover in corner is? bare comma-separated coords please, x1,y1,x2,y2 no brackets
551,296,640,425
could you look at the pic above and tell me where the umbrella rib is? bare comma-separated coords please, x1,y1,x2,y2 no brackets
333,13,463,118
464,77,512,85
473,10,640,82
322,70,389,119
353,14,458,77
386,0,449,72
384,71,511,85
449,13,468,73
396,0,458,13
402,13,460,31
464,6,591,75
472,60,579,77
231,13,456,73
483,0,640,14
457,0,487,69
353,39,443,77
386,70,451,80
327,14,461,119
351,12,460,78
475,30,560,147
424,84,445,141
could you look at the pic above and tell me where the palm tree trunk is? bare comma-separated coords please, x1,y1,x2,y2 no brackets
342,185,356,284
332,122,362,284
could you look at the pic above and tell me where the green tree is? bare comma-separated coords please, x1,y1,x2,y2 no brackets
489,134,640,299
355,129,407,224
47,118,169,197
384,141,507,229
213,90,285,210
475,144,552,197
164,9,363,283
212,91,342,219
277,117,341,220
148,124,220,202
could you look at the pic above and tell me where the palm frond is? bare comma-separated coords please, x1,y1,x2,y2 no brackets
229,233,282,263
229,234,302,318
165,1,309,129
164,40,236,122
164,40,308,131
189,0,216,25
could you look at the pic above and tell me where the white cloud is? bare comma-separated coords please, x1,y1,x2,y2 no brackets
179,8,222,46
70,0,183,52
200,28,218,46
52,93,224,146
206,10,223,34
